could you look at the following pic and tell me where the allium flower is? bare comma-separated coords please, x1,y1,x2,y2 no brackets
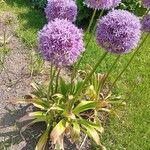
142,14,150,33
142,0,150,8
96,10,141,54
84,0,122,10
45,0,77,22
0,12,18,32
38,19,84,67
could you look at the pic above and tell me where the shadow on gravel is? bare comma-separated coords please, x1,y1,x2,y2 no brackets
0,104,45,150
0,104,80,150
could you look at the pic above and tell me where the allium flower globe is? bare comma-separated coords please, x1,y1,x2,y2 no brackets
96,10,141,54
142,0,150,8
38,19,84,67
45,0,77,22
84,0,122,10
142,14,150,33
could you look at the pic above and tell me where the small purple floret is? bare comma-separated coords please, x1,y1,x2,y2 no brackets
84,0,122,10
96,10,141,54
38,19,84,67
142,14,150,33
142,0,150,8
45,0,77,22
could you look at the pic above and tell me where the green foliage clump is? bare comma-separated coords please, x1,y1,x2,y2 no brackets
31,0,47,8
121,0,147,16
31,0,147,25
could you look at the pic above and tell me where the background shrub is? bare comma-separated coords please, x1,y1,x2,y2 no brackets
31,0,147,26
31,0,47,8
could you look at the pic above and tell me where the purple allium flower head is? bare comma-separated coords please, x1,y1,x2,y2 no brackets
142,0,150,8
96,10,141,54
84,0,122,10
38,19,84,67
142,14,150,33
45,0,77,22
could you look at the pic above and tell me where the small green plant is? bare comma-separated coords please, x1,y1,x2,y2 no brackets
31,0,47,8
15,66,124,149
29,49,44,76
31,0,147,26
0,12,18,67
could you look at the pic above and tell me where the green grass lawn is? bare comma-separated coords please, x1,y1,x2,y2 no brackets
1,0,150,149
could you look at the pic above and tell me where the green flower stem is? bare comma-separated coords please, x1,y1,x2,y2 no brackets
2,29,6,64
47,65,56,100
145,8,150,15
100,55,121,93
70,63,77,93
85,9,97,37
75,10,104,79
76,10,104,71
55,68,61,93
106,34,149,96
74,9,98,76
71,51,108,107
86,10,104,48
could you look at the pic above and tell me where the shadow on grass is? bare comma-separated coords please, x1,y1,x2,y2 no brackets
5,0,46,31
0,104,45,150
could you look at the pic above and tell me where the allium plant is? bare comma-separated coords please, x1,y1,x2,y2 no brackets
0,12,18,65
38,18,84,67
84,0,121,10
45,0,77,22
142,0,150,8
96,10,141,54
142,14,150,33
14,2,150,150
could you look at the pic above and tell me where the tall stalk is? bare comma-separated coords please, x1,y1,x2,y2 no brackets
55,68,61,93
100,55,121,92
85,9,97,37
47,65,56,100
75,10,104,77
70,51,108,107
85,10,104,48
106,34,149,96
2,29,6,64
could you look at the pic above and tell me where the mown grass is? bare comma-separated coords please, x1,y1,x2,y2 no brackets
0,0,46,46
1,0,150,149
85,35,150,150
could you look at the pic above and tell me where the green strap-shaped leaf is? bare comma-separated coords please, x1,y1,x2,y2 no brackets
13,98,49,110
71,121,80,142
28,111,46,117
35,125,51,150
18,111,47,123
79,119,104,133
21,117,47,132
60,77,70,96
50,119,66,148
81,123,100,145
73,101,98,114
